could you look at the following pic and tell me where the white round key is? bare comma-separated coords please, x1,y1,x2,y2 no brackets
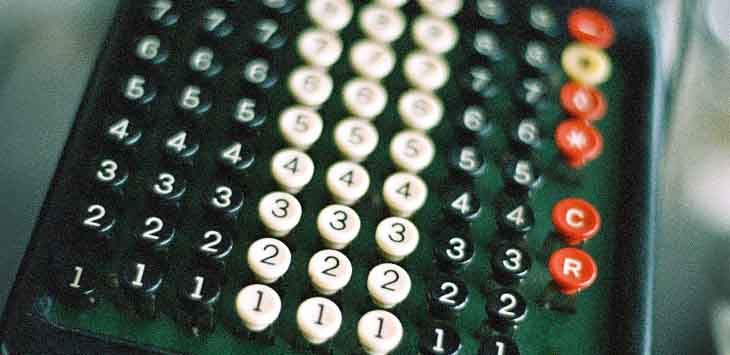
389,130,435,173
349,40,397,80
367,263,411,309
297,28,343,67
271,149,315,194
382,172,428,218
235,284,282,332
411,15,459,54
258,191,302,237
417,0,463,18
375,0,409,7
375,217,420,262
297,297,343,345
403,51,450,91
334,119,379,162
278,105,324,150
247,238,292,283
316,204,361,249
326,161,371,205
308,249,353,295
307,0,354,32
342,79,388,119
357,310,404,355
288,66,334,107
359,4,406,43
397,90,443,131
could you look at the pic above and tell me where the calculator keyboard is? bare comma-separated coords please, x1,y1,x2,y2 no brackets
45,0,624,354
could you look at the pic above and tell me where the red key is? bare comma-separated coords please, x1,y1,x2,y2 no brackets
548,248,597,295
551,198,601,245
567,8,615,49
554,118,603,169
560,82,607,122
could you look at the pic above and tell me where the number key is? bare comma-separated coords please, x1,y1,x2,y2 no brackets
419,324,462,355
175,85,212,121
484,288,527,331
133,209,177,252
442,187,482,223
427,274,469,319
501,156,541,196
270,148,315,194
194,227,234,262
490,243,531,285
509,118,541,153
235,284,281,332
199,8,234,39
133,35,169,65
495,198,534,239
249,17,287,50
161,129,199,165
448,145,487,180
142,0,179,27
454,105,494,142
242,57,279,90
297,297,343,345
258,191,302,237
367,263,411,308
247,238,292,284
479,335,519,355
146,171,187,203
217,141,255,174
103,114,143,151
119,73,157,110
307,249,352,295
433,230,475,273
202,182,244,218
375,217,420,262
357,310,403,355
188,47,223,79
79,202,116,243
51,253,98,308
89,156,129,194
232,94,269,137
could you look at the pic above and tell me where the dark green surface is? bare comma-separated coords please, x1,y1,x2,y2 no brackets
46,1,625,354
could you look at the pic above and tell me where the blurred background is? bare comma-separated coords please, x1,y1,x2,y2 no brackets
0,0,728,353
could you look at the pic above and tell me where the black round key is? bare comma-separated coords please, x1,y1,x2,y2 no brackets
79,201,116,243
443,188,482,223
460,63,500,102
90,156,129,194
427,274,469,320
495,198,535,238
142,0,180,27
501,156,541,195
188,47,223,79
519,41,556,76
479,335,520,355
419,324,462,355
484,288,528,330
231,94,268,137
509,118,541,152
133,209,177,252
51,253,98,308
103,115,143,151
133,34,169,65
146,170,187,203
526,4,559,40
241,57,278,90
490,243,531,285
177,268,222,332
217,141,255,174
161,129,200,165
119,73,157,110
453,105,494,142
193,227,234,262
202,182,244,217
249,17,287,50
120,255,164,318
199,8,235,39
514,77,549,114
449,145,487,179
468,29,506,64
259,0,298,14
474,0,510,27
175,85,213,121
433,230,475,273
